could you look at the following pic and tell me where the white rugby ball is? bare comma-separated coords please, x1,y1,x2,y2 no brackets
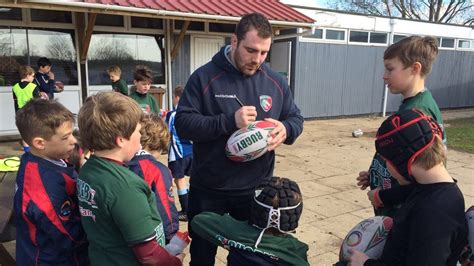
225,120,275,162
339,216,393,261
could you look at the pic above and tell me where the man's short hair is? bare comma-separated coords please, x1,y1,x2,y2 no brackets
174,85,185,98
108,66,122,76
78,91,144,151
133,65,153,83
384,36,439,77
16,99,75,145
19,65,35,79
37,57,52,68
235,13,272,43
140,113,170,153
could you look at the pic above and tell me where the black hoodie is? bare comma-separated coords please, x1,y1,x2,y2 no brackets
175,46,304,195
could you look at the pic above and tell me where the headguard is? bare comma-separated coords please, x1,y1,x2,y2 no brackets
375,108,443,182
249,176,303,248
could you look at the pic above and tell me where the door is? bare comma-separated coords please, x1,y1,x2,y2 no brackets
270,41,292,86
191,36,225,73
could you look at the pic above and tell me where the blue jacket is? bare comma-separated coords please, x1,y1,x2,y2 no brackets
14,152,88,265
34,72,55,99
166,109,193,162
175,46,304,195
127,152,179,242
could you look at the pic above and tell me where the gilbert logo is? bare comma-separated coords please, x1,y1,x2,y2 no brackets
259,95,272,112
379,138,394,147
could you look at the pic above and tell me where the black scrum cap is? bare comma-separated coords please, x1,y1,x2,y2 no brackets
375,108,443,182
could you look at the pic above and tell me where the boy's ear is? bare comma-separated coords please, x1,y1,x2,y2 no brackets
133,80,138,86
116,136,125,148
412,62,422,75
31,137,46,150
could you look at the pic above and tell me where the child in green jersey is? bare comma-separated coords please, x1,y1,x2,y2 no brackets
77,91,183,265
129,65,159,114
108,65,128,95
356,36,446,218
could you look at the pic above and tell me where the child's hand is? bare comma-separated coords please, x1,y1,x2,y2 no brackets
347,249,369,266
48,71,55,80
367,187,383,208
356,171,370,190
40,91,49,100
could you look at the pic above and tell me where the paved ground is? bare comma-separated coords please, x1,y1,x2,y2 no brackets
1,108,473,265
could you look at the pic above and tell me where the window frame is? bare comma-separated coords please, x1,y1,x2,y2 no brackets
348,30,388,46
299,27,347,44
437,37,456,50
0,26,79,86
457,39,474,50
86,31,166,86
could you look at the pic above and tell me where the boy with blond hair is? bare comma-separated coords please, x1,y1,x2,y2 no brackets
347,109,467,265
108,65,128,95
77,92,183,265
127,113,179,243
129,65,159,114
14,98,88,265
357,36,446,217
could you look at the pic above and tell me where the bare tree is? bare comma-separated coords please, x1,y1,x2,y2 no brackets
47,36,75,61
328,0,473,25
88,38,134,61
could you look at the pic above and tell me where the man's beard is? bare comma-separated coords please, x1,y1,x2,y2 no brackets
234,49,259,76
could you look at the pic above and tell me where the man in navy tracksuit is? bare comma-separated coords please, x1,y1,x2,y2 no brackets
174,13,304,265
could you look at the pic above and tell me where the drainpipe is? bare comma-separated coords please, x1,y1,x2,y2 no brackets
22,0,314,28
165,19,173,110
382,18,396,117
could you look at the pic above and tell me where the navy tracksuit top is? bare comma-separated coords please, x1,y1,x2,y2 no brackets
175,46,304,195
14,152,88,265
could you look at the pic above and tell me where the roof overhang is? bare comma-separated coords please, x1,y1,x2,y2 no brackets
5,0,314,29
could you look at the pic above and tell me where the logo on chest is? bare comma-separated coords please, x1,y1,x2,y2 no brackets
259,95,272,112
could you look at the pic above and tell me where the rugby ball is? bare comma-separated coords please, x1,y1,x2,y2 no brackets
225,120,275,162
339,216,393,261
54,81,64,92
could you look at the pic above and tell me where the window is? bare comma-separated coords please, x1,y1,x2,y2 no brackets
131,17,163,29
0,28,27,85
95,14,124,27
458,39,474,49
325,29,345,40
0,28,77,86
393,34,407,43
174,20,204,31
458,40,470,49
439,37,455,48
370,32,387,44
87,34,165,85
307,28,323,39
349,31,368,43
209,23,235,33
28,29,78,85
30,9,72,23
0,8,22,21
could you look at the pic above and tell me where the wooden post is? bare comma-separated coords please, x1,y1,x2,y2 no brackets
170,20,190,62
80,13,97,63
